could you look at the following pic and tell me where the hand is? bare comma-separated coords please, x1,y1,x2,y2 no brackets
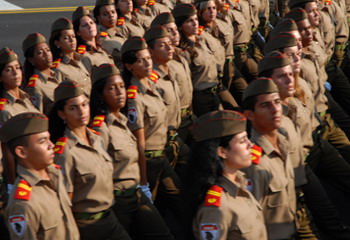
140,183,153,203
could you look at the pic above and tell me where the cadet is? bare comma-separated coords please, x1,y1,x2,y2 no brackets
189,110,268,240
90,64,174,239
50,81,130,240
2,112,79,239
242,78,297,239
72,6,114,74
23,33,63,115
49,17,91,96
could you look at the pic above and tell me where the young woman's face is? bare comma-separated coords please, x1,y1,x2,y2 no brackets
97,5,117,28
0,60,22,90
55,29,77,54
219,131,253,170
201,1,217,23
117,0,133,14
102,75,126,110
125,49,153,79
30,42,53,70
77,16,97,40
181,14,199,37
58,94,90,129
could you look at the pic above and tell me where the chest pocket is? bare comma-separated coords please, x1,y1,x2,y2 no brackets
110,139,128,162
41,208,62,231
145,106,158,126
267,177,289,208
76,162,96,184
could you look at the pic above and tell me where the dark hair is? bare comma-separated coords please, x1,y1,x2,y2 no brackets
121,50,138,88
90,78,108,119
7,135,30,159
49,30,63,60
93,5,102,24
258,69,274,78
242,95,257,111
146,39,157,50
185,135,233,219
23,46,36,84
48,99,67,143
291,2,307,9
175,15,199,58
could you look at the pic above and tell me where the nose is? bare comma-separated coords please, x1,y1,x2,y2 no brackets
48,140,55,150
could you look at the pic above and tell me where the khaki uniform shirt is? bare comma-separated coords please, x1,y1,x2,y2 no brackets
281,104,307,187
153,63,181,129
55,128,114,213
216,16,234,57
226,5,252,45
318,3,336,57
5,165,79,240
148,2,170,15
242,129,297,240
127,77,168,150
96,112,140,190
186,37,219,91
0,89,38,127
170,49,193,109
98,25,126,44
247,0,261,31
310,28,329,67
56,54,91,96
193,174,268,240
81,46,114,74
25,69,62,115
134,6,155,30
116,15,145,40
329,0,349,45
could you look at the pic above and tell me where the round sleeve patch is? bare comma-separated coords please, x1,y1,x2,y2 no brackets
200,224,220,240
127,107,137,124
9,215,26,237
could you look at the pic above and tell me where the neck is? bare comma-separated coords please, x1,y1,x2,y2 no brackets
7,87,20,99
63,51,75,59
155,61,168,74
70,126,90,145
255,126,279,149
86,38,96,48
188,35,196,42
140,77,150,88
109,107,120,118
20,161,51,180
223,168,238,184
124,12,132,19
40,68,51,76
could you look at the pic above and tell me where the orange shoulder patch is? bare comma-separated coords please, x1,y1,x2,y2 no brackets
149,70,159,83
54,164,61,170
91,115,105,128
127,85,138,99
223,3,229,10
14,180,32,201
204,185,223,207
117,17,125,26
325,0,331,4
54,137,68,154
52,58,61,69
198,25,204,36
27,74,38,87
99,31,108,37
77,45,86,54
250,144,262,165
0,98,7,111
147,0,155,6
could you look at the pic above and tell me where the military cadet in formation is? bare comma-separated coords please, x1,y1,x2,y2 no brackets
49,17,92,96
1,112,80,239
189,110,268,240
49,81,130,240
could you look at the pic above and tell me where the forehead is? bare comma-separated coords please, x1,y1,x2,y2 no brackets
106,75,123,84
65,94,88,105
135,48,150,58
273,64,293,75
283,46,298,53
305,2,318,10
155,37,171,44
28,131,50,142
256,92,280,104
100,4,116,12
297,19,311,29
80,15,93,24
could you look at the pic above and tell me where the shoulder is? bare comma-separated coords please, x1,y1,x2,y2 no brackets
26,74,39,88
203,185,223,207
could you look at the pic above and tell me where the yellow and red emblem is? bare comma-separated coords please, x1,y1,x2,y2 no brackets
14,180,32,200
148,0,155,6
77,45,86,54
117,17,125,26
325,0,331,5
127,85,138,99
223,3,229,11
0,98,6,111
54,137,68,154
27,74,38,87
99,31,108,37
149,70,159,83
198,26,204,35
91,115,105,128
204,185,223,207
250,144,262,164
52,58,61,69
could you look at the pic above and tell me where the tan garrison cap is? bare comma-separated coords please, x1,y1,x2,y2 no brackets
121,36,147,55
270,18,298,38
258,51,291,75
242,77,279,102
285,8,308,22
73,6,91,23
95,0,115,7
92,63,120,85
51,18,73,33
22,33,46,54
54,80,84,103
151,12,175,27
144,25,170,43
264,32,298,54
0,112,48,143
191,110,247,142
0,47,18,65
288,0,315,9
172,3,196,19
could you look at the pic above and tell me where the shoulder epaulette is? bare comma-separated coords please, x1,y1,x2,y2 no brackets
54,137,68,154
0,98,7,111
149,70,159,83
326,0,331,5
204,185,223,207
117,17,125,26
52,58,61,69
127,85,138,99
77,45,86,54
54,164,61,170
27,74,38,87
133,8,139,12
99,31,108,38
147,0,155,6
250,144,262,165
14,180,32,201
88,127,100,135
223,3,230,10
198,25,204,36
91,115,105,128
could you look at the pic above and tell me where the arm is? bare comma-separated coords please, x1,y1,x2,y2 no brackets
133,128,147,185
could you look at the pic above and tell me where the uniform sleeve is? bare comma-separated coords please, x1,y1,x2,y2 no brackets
193,206,229,240
92,122,110,151
81,55,93,74
127,98,145,132
25,87,43,113
5,202,39,240
0,110,11,127
54,148,75,193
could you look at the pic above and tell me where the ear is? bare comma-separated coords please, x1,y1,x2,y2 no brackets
57,110,66,121
125,63,132,72
244,109,254,122
217,146,226,160
28,57,35,66
148,47,155,57
54,40,60,49
15,146,27,159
